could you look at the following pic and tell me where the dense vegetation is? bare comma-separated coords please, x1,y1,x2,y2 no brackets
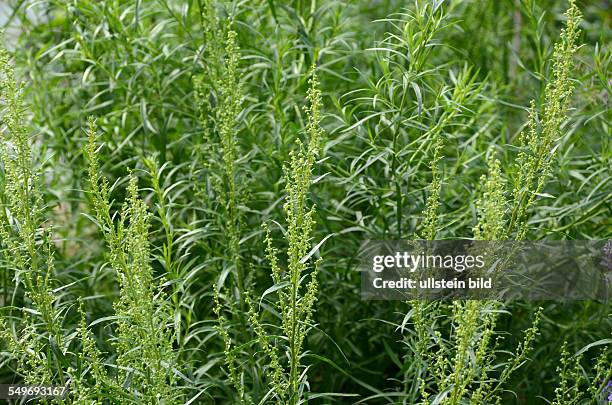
0,0,610,403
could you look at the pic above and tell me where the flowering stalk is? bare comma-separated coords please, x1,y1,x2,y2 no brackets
0,40,64,386
508,0,582,239
249,65,324,404
196,0,246,314
86,118,178,403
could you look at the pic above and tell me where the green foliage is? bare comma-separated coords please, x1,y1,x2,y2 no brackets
0,0,609,403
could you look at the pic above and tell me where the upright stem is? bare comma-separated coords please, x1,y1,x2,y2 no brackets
290,266,298,404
